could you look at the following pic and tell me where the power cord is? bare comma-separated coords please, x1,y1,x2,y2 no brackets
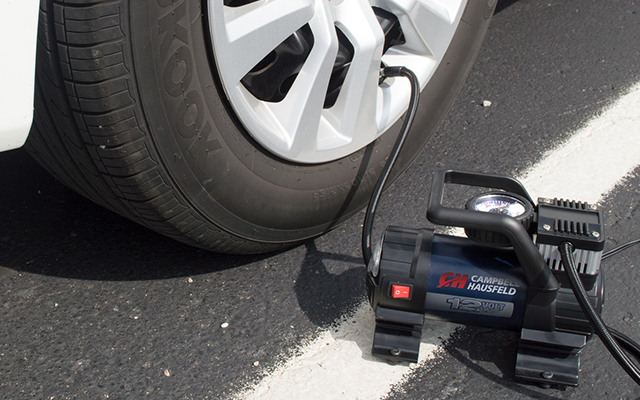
603,238,640,260
362,66,420,266
559,242,640,385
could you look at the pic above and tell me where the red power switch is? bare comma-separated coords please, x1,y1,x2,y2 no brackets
390,284,411,300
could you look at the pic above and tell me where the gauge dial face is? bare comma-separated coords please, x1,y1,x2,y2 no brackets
471,194,527,217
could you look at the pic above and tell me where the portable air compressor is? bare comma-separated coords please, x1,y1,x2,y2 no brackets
366,169,605,387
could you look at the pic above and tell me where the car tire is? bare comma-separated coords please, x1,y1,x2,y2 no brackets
26,0,495,254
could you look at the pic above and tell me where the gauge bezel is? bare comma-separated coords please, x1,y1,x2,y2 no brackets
464,191,535,247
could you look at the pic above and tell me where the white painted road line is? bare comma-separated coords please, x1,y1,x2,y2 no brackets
240,305,459,400
521,83,640,204
237,82,640,400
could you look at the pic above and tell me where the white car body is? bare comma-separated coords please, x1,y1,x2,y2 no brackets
0,0,40,152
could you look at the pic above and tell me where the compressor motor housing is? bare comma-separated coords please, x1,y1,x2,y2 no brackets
366,170,605,387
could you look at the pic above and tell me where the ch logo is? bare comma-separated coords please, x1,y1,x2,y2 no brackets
437,273,468,289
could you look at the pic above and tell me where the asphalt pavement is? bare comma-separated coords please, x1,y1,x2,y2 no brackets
2,0,640,399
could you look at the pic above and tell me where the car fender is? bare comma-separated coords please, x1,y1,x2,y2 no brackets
0,0,41,152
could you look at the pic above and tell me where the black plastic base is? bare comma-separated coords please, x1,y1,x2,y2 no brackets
372,307,424,363
515,328,587,386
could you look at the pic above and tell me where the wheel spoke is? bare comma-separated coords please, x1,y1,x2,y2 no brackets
264,3,339,156
325,0,385,145
210,0,315,85
380,0,464,59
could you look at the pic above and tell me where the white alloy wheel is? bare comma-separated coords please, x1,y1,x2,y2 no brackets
209,0,467,163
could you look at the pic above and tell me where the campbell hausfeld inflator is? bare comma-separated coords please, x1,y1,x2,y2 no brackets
366,169,605,387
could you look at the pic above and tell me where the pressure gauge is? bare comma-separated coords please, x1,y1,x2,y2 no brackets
469,193,529,217
465,192,534,246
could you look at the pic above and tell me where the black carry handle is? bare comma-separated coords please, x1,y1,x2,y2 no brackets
427,170,559,292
